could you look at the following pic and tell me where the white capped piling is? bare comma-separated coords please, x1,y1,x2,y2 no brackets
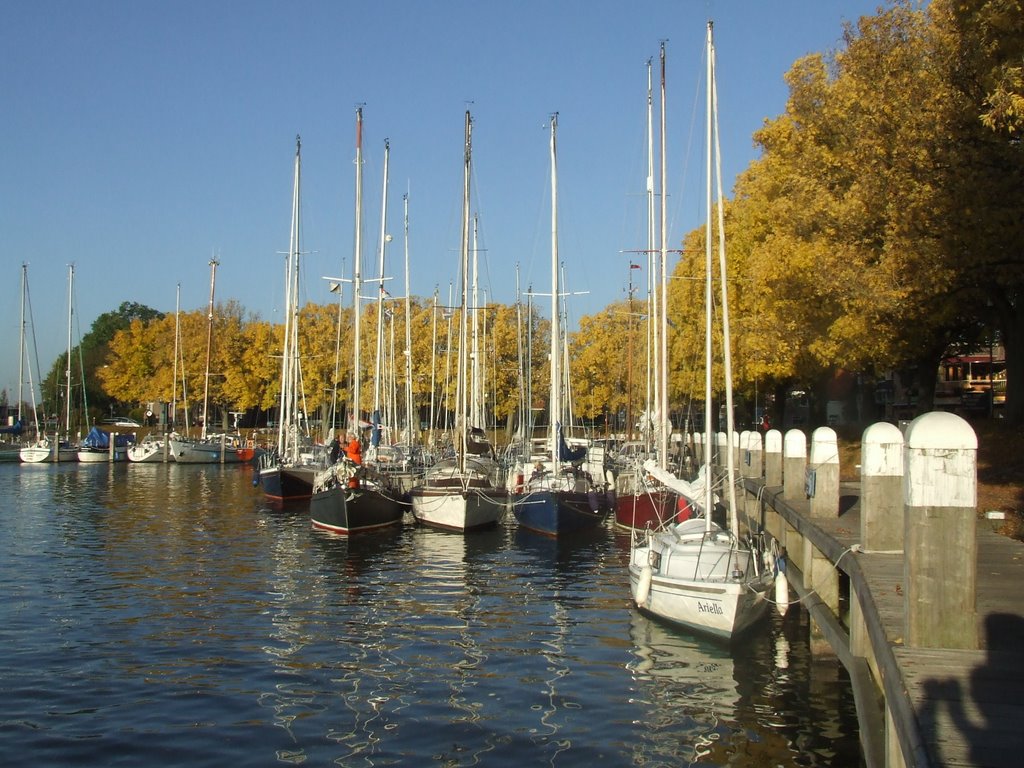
861,422,904,551
750,430,764,479
741,430,763,523
716,431,728,469
903,411,978,650
693,432,704,465
765,428,783,486
783,429,807,501
742,430,763,480
808,427,840,518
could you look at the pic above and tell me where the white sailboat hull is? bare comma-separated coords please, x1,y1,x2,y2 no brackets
20,441,77,463
169,436,248,464
410,486,505,532
629,521,770,640
77,447,128,463
128,437,173,463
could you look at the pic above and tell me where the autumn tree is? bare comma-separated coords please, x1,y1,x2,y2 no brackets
928,0,1024,422
46,301,163,425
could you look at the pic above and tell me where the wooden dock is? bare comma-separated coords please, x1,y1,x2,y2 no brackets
746,478,1024,768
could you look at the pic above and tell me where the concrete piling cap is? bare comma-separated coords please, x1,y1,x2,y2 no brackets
784,428,807,457
862,422,904,476
810,426,839,464
905,411,977,451
863,421,904,445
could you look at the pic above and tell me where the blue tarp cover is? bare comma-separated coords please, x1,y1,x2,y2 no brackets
82,426,133,448
0,419,25,435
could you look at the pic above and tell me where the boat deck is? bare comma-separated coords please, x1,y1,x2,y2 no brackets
748,480,1024,767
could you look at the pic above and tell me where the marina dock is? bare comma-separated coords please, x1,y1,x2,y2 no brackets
738,415,1024,768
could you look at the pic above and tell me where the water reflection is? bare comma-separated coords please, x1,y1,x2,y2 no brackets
0,465,860,766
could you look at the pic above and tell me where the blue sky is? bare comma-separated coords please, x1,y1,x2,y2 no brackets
1,0,887,402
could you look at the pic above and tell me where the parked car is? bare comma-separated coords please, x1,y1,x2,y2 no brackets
101,417,141,428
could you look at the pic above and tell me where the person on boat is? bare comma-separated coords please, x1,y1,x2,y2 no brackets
328,435,341,464
343,433,362,489
344,434,362,464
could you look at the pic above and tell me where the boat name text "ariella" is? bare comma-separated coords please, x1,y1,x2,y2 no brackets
697,602,724,615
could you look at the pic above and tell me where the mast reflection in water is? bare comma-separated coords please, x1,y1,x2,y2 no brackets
0,464,861,766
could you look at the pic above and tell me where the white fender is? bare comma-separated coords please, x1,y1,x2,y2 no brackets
774,570,790,615
636,565,652,605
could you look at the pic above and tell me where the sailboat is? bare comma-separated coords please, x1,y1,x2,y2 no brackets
616,44,684,531
77,426,132,462
409,111,507,532
628,23,774,640
2,265,36,461
169,258,252,464
128,285,183,463
21,264,81,463
509,113,613,536
259,136,326,500
309,107,405,534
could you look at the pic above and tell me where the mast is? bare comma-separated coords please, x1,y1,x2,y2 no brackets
704,22,715,524
647,56,656,449
172,283,180,429
64,264,74,439
403,192,414,445
514,265,525,449
352,107,364,437
278,135,302,456
21,265,41,438
456,110,472,466
428,288,438,447
710,22,740,531
201,256,218,441
658,41,670,469
471,212,482,429
17,264,26,425
373,139,391,426
548,113,560,467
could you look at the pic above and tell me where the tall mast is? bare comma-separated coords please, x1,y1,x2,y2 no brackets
471,212,482,428
647,54,655,448
403,192,414,445
20,265,40,437
201,256,218,441
428,288,438,446
172,283,180,429
64,264,74,438
658,41,670,469
373,139,391,423
352,107,364,436
514,265,525,448
278,135,302,456
711,22,740,531
704,22,715,522
549,113,560,466
456,110,472,465
17,264,26,424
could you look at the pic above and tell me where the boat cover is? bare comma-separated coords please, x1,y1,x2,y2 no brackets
0,419,25,435
82,426,134,448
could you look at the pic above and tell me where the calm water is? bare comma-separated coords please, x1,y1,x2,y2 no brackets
0,462,861,767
